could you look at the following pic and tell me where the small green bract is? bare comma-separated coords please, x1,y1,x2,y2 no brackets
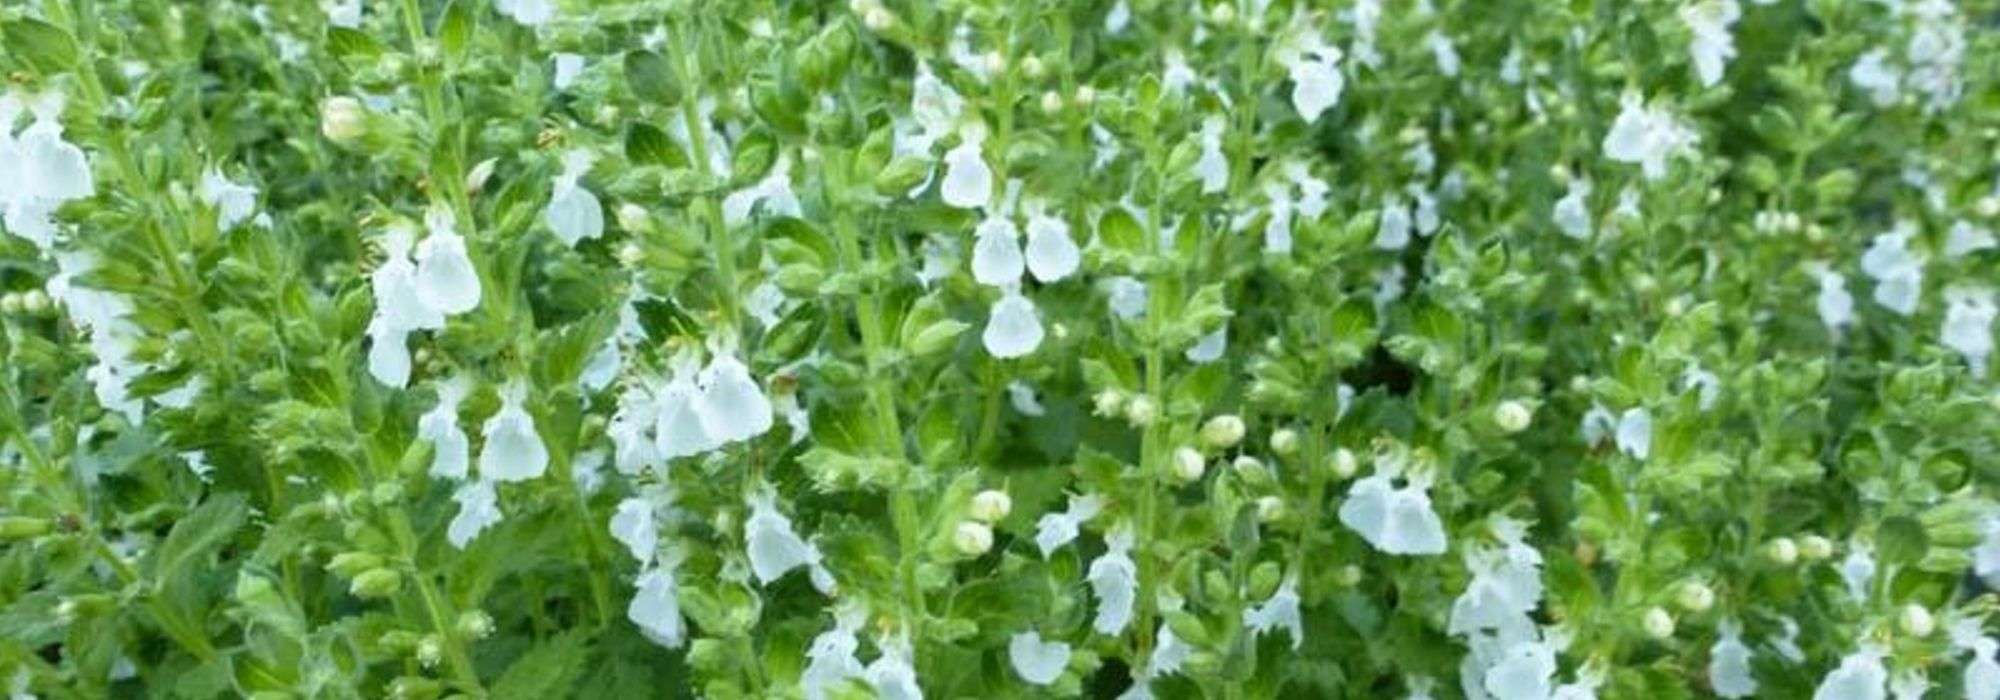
1,0,1999,698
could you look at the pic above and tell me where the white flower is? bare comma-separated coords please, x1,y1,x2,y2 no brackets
1024,213,1080,282
552,53,585,90
654,363,721,460
1813,646,1887,700
1242,578,1303,650
696,354,774,444
1962,629,2000,700
1615,408,1651,461
1006,381,1046,417
1286,39,1345,122
1554,178,1593,239
322,0,362,27
721,156,801,228
628,564,686,648
1034,494,1104,557
1427,31,1461,77
1817,269,1855,336
609,497,658,563
417,377,472,480
940,137,993,209
1710,620,1758,698
366,318,414,389
1376,195,1412,251
1860,226,1923,316
1340,456,1448,556
494,0,553,27
1195,117,1229,194
1484,640,1558,700
478,383,548,482
1087,528,1138,635
1942,287,1996,377
1602,94,1699,180
413,211,483,316
744,487,825,587
1850,49,1903,107
801,610,867,700
1681,0,1742,87
970,216,1025,286
1945,220,1996,258
1008,631,1071,686
371,226,444,333
1185,327,1226,364
866,634,924,700
546,150,604,247
1976,516,2000,589
983,291,1044,358
1104,276,1148,320
1839,541,1876,602
198,167,259,230
447,479,502,548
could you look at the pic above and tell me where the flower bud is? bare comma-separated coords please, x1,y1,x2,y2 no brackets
1231,455,1272,487
1074,86,1097,108
1171,446,1206,483
456,610,495,640
1674,581,1714,613
0,516,51,540
1764,537,1798,566
1798,534,1833,561
969,489,1012,523
1330,447,1359,480
1642,606,1676,639
1979,196,2000,218
1200,415,1246,449
1899,603,1935,638
1210,2,1236,25
617,203,651,233
415,635,443,668
1493,400,1533,434
1021,56,1045,79
952,521,993,556
464,158,498,195
349,567,404,599
1269,428,1299,456
20,290,49,316
0,293,21,316
1040,91,1063,115
1334,564,1363,587
863,7,895,31
1124,394,1158,427
617,242,645,267
320,97,368,143
1092,389,1126,417
1255,496,1284,522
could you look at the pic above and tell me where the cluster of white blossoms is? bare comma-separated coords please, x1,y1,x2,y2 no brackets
1338,442,1447,556
365,210,482,388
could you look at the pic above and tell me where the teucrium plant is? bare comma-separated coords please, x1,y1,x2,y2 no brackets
3,0,2000,697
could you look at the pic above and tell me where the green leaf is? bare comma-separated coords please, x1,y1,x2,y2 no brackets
1096,208,1144,254
624,50,681,104
147,493,250,579
325,27,384,64
438,0,476,64
3,19,80,72
1877,516,1928,566
490,630,592,700
625,123,686,168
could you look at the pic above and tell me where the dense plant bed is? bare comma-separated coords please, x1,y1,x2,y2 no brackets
2,0,1999,697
